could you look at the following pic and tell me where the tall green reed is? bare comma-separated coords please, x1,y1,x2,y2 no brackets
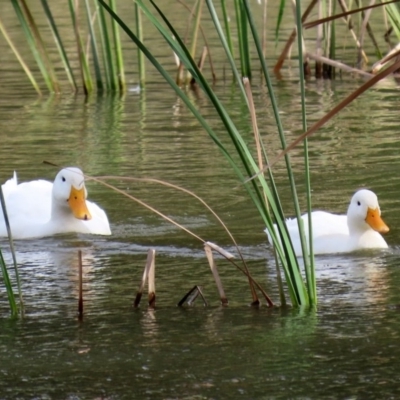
4,1,400,92
4,0,128,93
0,186,22,317
98,0,316,306
11,0,59,92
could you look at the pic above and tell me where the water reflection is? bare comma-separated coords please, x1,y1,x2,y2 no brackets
1,10,400,396
266,249,394,307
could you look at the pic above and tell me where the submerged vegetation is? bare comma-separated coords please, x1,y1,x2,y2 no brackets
1,0,400,314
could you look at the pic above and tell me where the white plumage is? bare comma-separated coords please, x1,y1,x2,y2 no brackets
266,189,389,255
0,167,111,239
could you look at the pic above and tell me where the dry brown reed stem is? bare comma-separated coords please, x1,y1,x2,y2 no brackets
147,249,156,308
274,0,318,74
262,0,267,59
357,0,375,68
243,78,281,308
205,241,234,259
0,19,42,96
84,174,272,304
41,161,273,305
198,46,207,71
134,249,156,308
315,0,323,78
205,242,273,306
306,53,373,77
338,0,369,65
303,0,400,29
91,176,240,258
250,58,400,177
204,244,229,305
242,78,267,210
372,44,400,73
78,249,83,319
241,77,265,304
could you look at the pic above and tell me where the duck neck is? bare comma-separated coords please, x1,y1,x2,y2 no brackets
51,199,71,221
347,218,368,237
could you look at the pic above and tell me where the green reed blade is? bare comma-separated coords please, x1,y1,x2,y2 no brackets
275,0,286,47
238,0,251,78
0,249,18,316
234,0,246,77
148,0,307,305
205,1,247,99
19,0,60,92
97,0,271,301
134,3,145,87
11,0,57,92
40,0,78,91
0,19,42,95
243,0,310,298
68,0,93,94
109,0,125,91
98,1,117,91
294,0,316,304
221,0,234,56
384,2,400,39
117,0,304,305
84,0,103,91
0,186,20,316
98,0,308,305
96,1,111,90
185,0,204,84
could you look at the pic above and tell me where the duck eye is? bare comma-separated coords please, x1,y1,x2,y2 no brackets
62,176,66,182
357,201,361,206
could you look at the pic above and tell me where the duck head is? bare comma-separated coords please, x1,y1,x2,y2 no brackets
52,167,92,220
347,189,389,234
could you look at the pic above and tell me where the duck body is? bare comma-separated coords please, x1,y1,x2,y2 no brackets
266,189,389,256
0,168,111,239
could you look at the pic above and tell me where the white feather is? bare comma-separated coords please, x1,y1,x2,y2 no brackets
0,167,111,239
266,189,389,255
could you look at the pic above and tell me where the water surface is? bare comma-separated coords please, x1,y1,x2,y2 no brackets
1,2,400,399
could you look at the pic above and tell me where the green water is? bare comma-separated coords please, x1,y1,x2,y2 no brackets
2,2,400,399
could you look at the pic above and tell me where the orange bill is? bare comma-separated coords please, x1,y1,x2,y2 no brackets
68,186,92,221
365,207,389,233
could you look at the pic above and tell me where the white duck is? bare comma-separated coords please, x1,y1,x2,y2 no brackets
266,189,389,256
0,167,111,239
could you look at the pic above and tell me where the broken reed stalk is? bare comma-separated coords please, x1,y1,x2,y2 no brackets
78,249,83,319
306,52,373,77
43,163,273,306
134,249,156,308
84,174,267,301
178,285,208,306
371,44,400,73
147,249,156,308
204,243,229,306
